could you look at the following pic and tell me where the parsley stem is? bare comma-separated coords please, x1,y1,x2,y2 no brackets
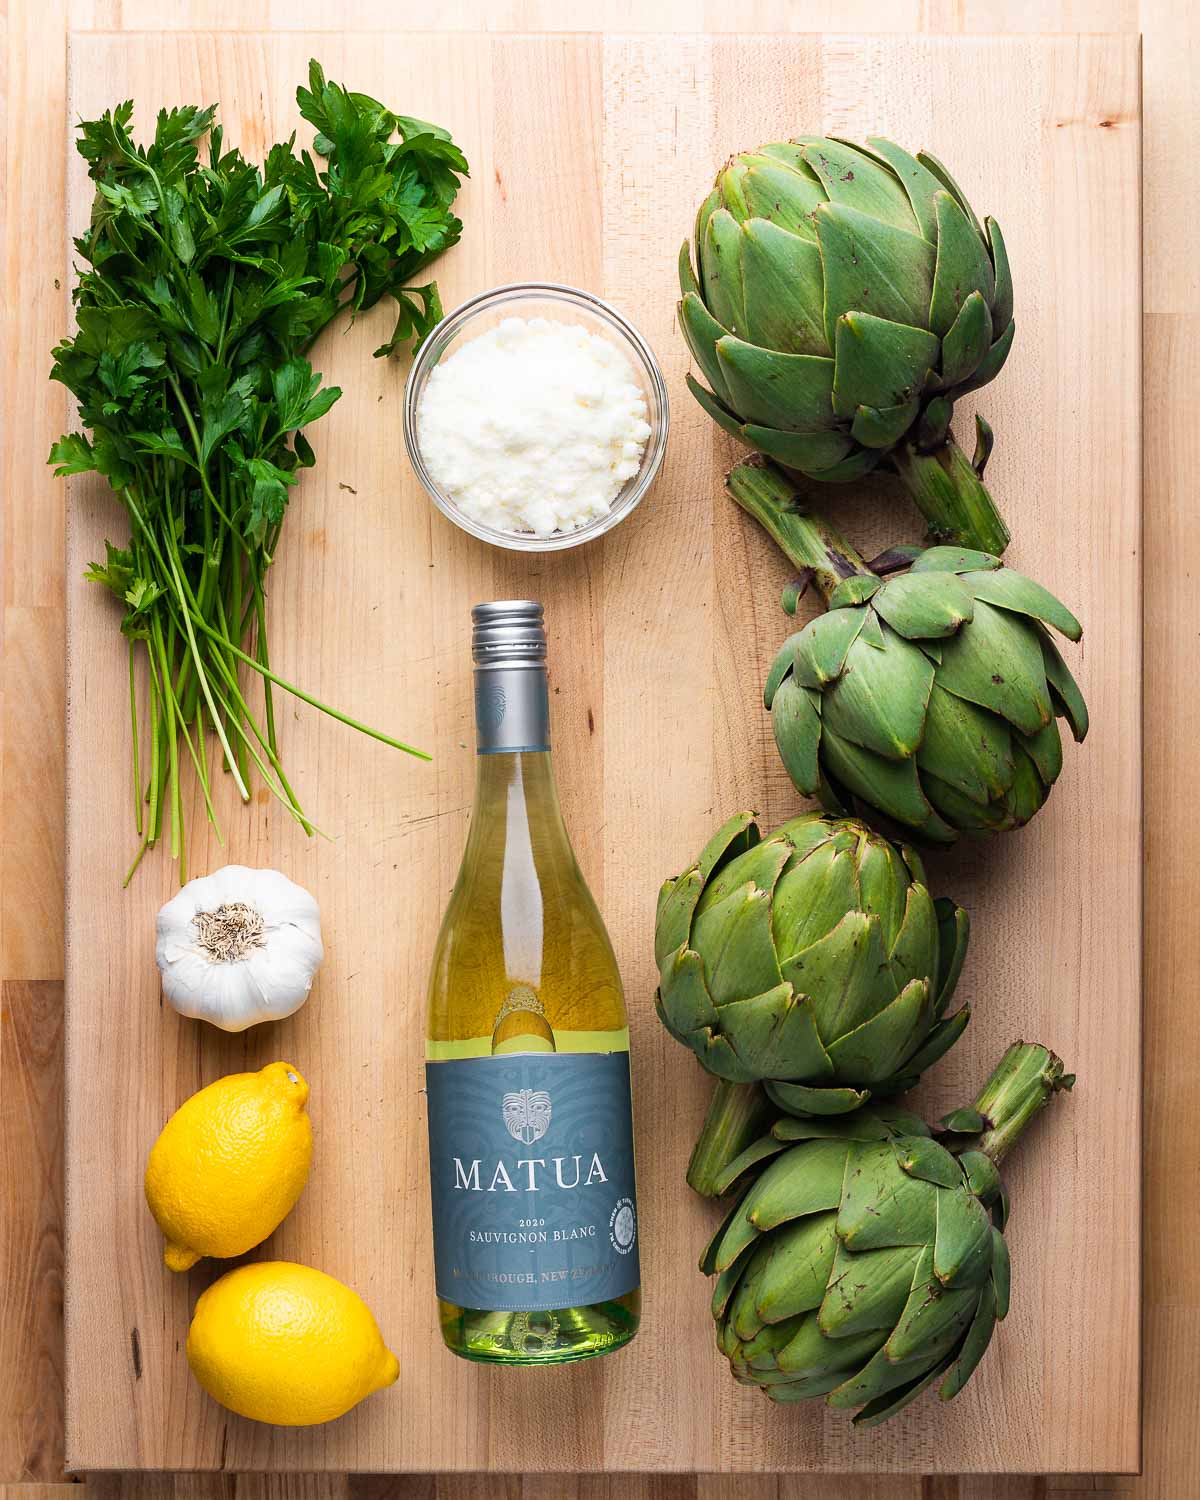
128,638,143,840
190,612,431,760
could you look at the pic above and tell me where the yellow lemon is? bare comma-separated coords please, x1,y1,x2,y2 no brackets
145,1061,312,1271
186,1261,400,1425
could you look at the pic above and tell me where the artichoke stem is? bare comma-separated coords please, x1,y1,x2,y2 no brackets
970,1042,1075,1166
686,1078,775,1198
726,459,873,603
891,426,1011,556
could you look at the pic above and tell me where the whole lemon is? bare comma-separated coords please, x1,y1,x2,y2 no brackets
145,1061,312,1271
187,1261,400,1425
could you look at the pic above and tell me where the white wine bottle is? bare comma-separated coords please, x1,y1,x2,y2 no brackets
425,600,641,1364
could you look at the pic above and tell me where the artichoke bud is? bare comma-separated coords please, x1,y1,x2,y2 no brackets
704,1042,1071,1424
680,135,1017,552
768,546,1088,843
654,810,969,1114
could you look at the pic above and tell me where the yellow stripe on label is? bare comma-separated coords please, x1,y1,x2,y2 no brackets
425,1028,630,1061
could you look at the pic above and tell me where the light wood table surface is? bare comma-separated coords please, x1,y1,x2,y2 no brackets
1,0,1188,1496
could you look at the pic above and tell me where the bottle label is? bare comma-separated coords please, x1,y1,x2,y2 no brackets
425,1051,640,1312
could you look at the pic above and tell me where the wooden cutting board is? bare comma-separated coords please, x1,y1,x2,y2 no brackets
63,30,1142,1475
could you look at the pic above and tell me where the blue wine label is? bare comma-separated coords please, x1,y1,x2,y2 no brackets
425,1051,640,1313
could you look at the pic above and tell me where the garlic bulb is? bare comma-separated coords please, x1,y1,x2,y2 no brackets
156,866,323,1032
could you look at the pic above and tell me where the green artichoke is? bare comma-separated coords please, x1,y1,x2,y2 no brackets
679,136,1014,554
655,810,969,1191
703,1042,1073,1424
728,460,1089,843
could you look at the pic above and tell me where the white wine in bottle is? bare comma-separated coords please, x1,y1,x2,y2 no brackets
425,601,641,1364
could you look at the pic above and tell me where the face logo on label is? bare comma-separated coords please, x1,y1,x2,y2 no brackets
478,684,507,732
502,1088,552,1145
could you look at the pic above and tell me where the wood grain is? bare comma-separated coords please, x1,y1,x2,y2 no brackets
59,30,1140,1477
6,0,1198,1494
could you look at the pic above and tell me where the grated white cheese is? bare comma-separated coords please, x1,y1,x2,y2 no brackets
416,316,652,538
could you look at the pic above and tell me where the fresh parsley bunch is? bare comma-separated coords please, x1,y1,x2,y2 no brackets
50,61,468,881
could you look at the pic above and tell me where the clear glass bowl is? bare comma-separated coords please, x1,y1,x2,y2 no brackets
402,282,669,552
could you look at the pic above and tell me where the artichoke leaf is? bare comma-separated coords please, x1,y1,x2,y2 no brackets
957,1150,1001,1205
898,1005,970,1080
871,570,975,640
1042,632,1090,741
799,138,919,234
777,1315,887,1383
986,216,1013,334
773,1104,929,1143
850,398,921,450
929,190,996,338
771,839,863,955
790,606,868,688
957,317,1015,395
853,829,910,949
934,599,1053,737
917,151,985,238
737,1137,854,1240
729,1248,773,1340
754,1213,841,1323
1019,716,1064,788
716,337,840,432
933,897,970,1011
684,371,745,440
916,681,1015,806
698,810,762,881
718,985,831,1083
894,1134,962,1189
746,424,856,475
711,1131,793,1199
695,831,791,911
820,728,956,842
991,1228,1011,1318
832,312,940,418
778,909,893,1040
765,638,800,706
851,1353,957,1426
938,1278,997,1401
933,1182,994,1290
827,575,883,610
700,207,747,335
910,545,1001,574
826,976,932,1086
804,448,883,483
923,769,1017,834
765,1078,870,1116
885,1268,980,1364
771,678,823,795
820,1236,926,1338
862,136,946,243
678,238,701,300
737,161,826,240
885,880,939,993
740,219,829,355
964,566,1083,641
680,294,736,407
999,744,1048,827
821,624,935,760
940,289,991,386
814,201,936,349
686,879,785,1012
656,946,721,1046
835,1138,937,1251
694,187,723,273
654,866,704,967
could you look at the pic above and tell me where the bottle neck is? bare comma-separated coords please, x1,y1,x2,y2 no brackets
475,662,551,755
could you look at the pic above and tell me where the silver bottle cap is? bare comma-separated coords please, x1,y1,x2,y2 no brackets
471,601,550,753
471,600,546,668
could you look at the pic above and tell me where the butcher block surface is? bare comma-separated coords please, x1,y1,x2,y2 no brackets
63,30,1142,1475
